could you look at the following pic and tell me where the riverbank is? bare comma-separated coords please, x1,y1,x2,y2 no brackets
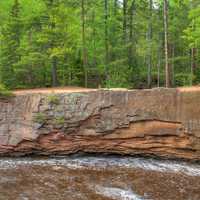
0,87,200,160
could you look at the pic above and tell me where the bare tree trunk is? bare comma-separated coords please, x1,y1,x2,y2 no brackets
172,44,175,86
50,7,58,87
191,48,197,70
92,11,97,69
147,0,153,88
28,30,34,85
81,0,88,88
52,57,58,87
190,49,193,86
112,0,118,62
190,48,197,85
157,36,162,88
123,0,127,42
157,52,161,87
128,0,136,67
104,0,109,85
92,10,100,88
114,0,118,16
164,0,170,88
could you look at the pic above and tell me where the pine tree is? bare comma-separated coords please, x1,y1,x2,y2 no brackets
0,0,21,88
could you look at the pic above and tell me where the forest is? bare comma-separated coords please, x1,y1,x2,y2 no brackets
0,0,200,90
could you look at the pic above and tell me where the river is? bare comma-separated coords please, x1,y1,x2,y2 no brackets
0,156,200,200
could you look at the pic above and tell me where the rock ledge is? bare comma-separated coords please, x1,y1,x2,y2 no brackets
0,88,200,160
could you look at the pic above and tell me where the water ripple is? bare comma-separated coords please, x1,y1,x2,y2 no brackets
0,157,200,176
92,185,149,200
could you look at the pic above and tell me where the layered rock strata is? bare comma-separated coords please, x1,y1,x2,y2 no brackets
0,88,200,160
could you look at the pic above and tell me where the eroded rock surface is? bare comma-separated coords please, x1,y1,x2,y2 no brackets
0,88,200,160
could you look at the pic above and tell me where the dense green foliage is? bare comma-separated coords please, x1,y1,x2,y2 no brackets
0,0,200,89
0,84,13,98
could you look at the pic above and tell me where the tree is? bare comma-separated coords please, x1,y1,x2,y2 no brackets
104,0,110,86
164,0,170,87
147,0,153,88
123,0,128,42
81,0,88,87
128,0,136,68
0,0,21,88
184,0,200,85
0,0,199,89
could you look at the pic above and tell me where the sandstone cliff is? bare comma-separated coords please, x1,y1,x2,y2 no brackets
0,88,200,160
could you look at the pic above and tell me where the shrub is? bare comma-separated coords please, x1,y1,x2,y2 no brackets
54,116,65,126
0,84,14,98
174,73,192,87
47,95,60,105
33,113,47,124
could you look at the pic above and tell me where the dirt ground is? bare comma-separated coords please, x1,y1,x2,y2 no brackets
13,86,131,95
13,86,200,95
13,87,97,95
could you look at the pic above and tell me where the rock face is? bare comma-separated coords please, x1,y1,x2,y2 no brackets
0,88,200,160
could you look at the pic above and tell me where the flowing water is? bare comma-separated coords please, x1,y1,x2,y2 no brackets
0,156,200,200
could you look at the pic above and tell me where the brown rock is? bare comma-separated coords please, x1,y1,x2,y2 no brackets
0,88,200,160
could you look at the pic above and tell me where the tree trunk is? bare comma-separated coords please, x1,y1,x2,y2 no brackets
172,44,175,86
50,1,58,87
52,57,58,87
147,0,153,88
164,0,170,88
114,0,118,16
104,0,109,85
81,0,88,88
123,0,128,42
191,48,197,71
92,10,100,87
128,0,136,67
157,37,162,88
157,51,161,88
190,48,197,85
